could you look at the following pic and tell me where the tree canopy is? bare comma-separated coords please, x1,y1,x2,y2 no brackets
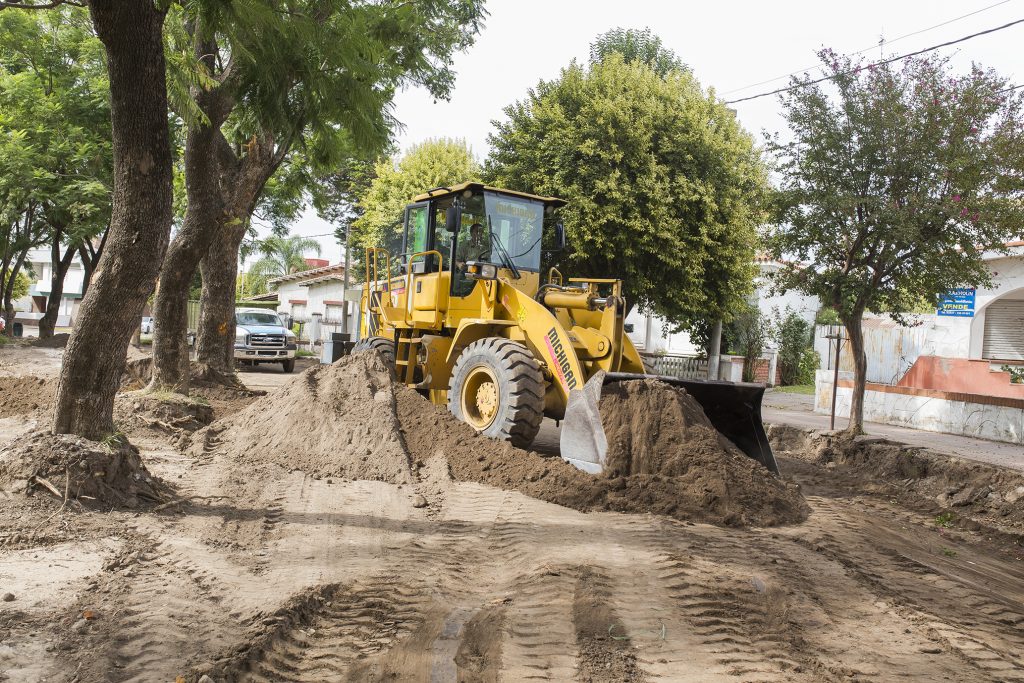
486,53,768,338
0,6,111,334
767,50,1024,431
589,27,685,77
352,138,481,254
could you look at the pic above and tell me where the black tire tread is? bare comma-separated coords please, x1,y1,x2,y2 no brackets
448,337,545,449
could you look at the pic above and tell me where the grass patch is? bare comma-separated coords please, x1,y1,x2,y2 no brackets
935,511,957,528
940,547,957,558
296,349,316,358
774,384,815,395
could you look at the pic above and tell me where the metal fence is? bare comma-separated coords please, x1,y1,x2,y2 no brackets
640,352,709,379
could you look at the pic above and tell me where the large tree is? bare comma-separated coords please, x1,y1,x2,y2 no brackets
0,0,171,440
486,51,768,337
166,0,486,384
352,137,481,260
767,50,1024,433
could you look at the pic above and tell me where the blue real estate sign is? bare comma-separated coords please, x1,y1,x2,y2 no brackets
937,288,976,317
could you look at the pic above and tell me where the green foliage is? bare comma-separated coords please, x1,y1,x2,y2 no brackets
724,303,772,383
0,7,111,313
768,50,1024,325
7,270,28,300
236,271,270,300
487,53,768,338
589,27,685,77
775,308,815,385
815,307,840,326
797,348,820,386
352,138,481,253
935,511,957,528
1000,364,1024,384
250,234,323,282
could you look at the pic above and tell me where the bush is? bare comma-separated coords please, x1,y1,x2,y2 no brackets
776,308,815,386
725,303,772,383
797,347,820,385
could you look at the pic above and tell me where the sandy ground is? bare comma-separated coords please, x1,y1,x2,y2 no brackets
1,346,1023,682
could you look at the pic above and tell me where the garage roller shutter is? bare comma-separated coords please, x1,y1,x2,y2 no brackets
982,299,1024,361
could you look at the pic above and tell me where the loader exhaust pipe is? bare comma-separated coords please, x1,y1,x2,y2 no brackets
560,371,779,476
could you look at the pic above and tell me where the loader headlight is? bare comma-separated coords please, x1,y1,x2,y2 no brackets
465,261,498,280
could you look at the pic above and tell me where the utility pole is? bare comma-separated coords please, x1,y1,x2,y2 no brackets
340,221,351,335
824,324,846,430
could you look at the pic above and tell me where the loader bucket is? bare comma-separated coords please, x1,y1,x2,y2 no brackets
560,371,779,476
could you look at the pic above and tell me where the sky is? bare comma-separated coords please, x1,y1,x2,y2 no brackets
274,0,1024,265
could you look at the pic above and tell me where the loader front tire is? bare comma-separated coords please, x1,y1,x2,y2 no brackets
448,338,545,449
352,336,396,374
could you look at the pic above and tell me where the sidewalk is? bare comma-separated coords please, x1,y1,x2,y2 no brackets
762,389,1024,472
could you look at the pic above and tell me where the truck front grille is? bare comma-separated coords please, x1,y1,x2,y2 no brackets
249,334,285,348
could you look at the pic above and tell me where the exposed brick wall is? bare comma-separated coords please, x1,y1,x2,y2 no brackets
751,358,783,386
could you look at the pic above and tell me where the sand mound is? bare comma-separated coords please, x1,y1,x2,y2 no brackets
395,382,807,527
115,392,215,442
0,432,169,508
0,375,56,417
195,353,412,484
29,333,70,349
596,380,806,525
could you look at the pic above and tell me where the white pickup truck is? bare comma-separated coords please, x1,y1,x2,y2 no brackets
233,307,298,373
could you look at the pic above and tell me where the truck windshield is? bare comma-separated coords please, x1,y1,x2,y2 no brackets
236,311,282,326
484,192,545,272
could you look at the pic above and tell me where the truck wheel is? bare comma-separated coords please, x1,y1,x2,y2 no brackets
448,338,544,449
282,359,296,373
352,336,396,372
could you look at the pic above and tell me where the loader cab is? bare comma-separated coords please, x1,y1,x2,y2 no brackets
400,182,565,300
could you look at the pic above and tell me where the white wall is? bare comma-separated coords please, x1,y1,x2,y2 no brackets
816,370,1023,445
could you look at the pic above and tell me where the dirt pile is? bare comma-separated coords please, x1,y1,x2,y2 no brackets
597,380,806,525
29,333,70,349
0,432,169,508
0,375,56,417
194,353,412,484
396,384,807,527
770,425,1024,541
115,391,215,442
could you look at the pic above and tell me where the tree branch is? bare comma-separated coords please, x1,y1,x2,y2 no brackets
0,0,84,8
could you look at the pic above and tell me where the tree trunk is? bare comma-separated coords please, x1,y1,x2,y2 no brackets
39,235,76,340
52,0,173,439
196,222,246,374
149,69,229,393
841,310,868,435
2,251,29,338
195,131,287,378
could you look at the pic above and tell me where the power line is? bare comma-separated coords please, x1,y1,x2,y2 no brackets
725,17,1024,105
722,0,1015,96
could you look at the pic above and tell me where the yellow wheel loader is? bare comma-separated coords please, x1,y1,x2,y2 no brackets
355,182,777,475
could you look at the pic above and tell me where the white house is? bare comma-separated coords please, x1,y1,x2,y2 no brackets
256,263,358,342
10,247,86,334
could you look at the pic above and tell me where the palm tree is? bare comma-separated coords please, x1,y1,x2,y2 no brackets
248,234,322,281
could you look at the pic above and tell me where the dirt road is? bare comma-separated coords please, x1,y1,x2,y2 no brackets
1,345,1023,682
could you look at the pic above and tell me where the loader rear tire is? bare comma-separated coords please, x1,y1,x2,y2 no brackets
352,336,396,374
448,337,545,449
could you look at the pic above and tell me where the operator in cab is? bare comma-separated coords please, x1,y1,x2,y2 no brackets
456,222,490,270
